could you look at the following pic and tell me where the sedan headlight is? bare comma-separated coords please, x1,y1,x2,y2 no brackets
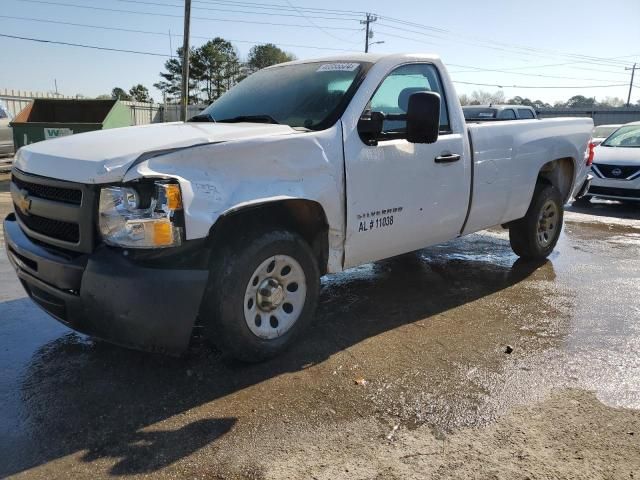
98,181,183,248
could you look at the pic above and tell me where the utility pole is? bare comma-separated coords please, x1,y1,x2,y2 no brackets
625,63,637,107
361,13,377,53
180,0,192,121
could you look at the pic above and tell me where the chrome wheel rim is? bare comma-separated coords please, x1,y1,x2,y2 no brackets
243,255,307,340
537,199,559,248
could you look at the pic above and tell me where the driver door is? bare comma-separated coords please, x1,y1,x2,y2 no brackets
343,63,470,268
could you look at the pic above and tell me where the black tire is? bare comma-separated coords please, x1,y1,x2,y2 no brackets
202,227,320,362
509,183,563,260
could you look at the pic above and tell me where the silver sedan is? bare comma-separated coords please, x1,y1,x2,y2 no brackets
585,121,640,202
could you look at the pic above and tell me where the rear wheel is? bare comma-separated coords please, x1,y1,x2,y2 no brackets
202,227,320,362
509,183,563,260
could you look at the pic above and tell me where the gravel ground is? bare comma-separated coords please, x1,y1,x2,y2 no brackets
1,172,639,479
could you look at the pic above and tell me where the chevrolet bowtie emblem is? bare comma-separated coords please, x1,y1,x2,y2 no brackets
16,189,32,216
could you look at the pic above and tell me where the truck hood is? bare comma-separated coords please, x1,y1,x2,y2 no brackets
14,121,297,183
593,145,640,166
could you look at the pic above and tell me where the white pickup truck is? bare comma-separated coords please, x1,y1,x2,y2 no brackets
5,54,593,361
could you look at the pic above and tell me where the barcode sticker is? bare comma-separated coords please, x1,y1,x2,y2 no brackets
317,63,360,72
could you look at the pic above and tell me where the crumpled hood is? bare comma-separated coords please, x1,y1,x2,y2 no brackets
593,145,640,166
14,121,296,183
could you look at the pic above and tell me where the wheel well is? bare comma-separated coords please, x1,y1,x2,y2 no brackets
207,200,330,275
536,157,575,202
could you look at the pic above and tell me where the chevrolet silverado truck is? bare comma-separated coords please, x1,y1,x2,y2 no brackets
4,54,593,361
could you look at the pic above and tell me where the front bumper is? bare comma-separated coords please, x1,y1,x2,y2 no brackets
4,213,209,354
587,172,640,201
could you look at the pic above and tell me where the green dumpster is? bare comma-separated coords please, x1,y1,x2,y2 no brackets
11,99,132,149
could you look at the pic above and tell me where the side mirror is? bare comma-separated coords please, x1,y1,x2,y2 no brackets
357,111,384,146
406,92,440,144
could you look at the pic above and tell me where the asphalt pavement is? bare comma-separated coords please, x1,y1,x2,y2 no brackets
1,174,639,479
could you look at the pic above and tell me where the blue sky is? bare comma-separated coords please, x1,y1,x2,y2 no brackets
1,0,639,105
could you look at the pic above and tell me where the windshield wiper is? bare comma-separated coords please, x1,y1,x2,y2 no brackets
217,115,280,124
189,112,216,122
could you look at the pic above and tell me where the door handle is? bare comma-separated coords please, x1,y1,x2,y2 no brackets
434,153,461,163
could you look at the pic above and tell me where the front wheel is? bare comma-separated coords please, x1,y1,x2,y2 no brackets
202,228,320,362
509,183,563,260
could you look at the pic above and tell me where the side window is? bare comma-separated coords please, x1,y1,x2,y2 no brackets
366,63,450,135
517,108,535,119
498,109,516,120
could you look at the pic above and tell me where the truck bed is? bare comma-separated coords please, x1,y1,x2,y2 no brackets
463,117,593,234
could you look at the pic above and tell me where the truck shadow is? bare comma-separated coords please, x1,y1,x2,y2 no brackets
2,234,554,476
567,200,640,221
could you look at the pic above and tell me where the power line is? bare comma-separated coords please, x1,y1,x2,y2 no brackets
377,23,633,70
447,63,625,84
282,0,362,44
190,0,366,16
1,31,631,92
0,14,355,51
449,60,632,77
452,80,629,89
0,33,171,56
377,15,634,69
15,0,362,31
113,0,361,22
375,26,635,78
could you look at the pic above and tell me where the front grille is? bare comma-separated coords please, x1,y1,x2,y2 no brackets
11,169,96,253
589,186,640,199
15,207,80,243
12,175,82,205
594,164,640,179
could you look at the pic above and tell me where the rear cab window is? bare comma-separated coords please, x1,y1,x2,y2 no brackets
498,109,516,120
463,108,497,120
517,108,535,119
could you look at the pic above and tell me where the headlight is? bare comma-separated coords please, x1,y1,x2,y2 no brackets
98,181,183,248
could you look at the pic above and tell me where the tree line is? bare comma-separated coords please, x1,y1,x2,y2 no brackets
99,40,294,104
459,90,638,108
154,40,294,104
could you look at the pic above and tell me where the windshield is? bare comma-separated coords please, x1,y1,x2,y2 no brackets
199,61,369,130
601,125,640,148
463,107,497,120
593,125,619,138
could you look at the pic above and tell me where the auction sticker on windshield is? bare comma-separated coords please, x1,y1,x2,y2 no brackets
317,63,360,72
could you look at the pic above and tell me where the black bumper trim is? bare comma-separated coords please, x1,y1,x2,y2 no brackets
5,213,87,290
4,214,209,355
588,186,640,200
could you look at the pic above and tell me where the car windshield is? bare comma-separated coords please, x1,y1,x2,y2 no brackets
593,125,619,138
198,61,368,130
601,125,640,148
